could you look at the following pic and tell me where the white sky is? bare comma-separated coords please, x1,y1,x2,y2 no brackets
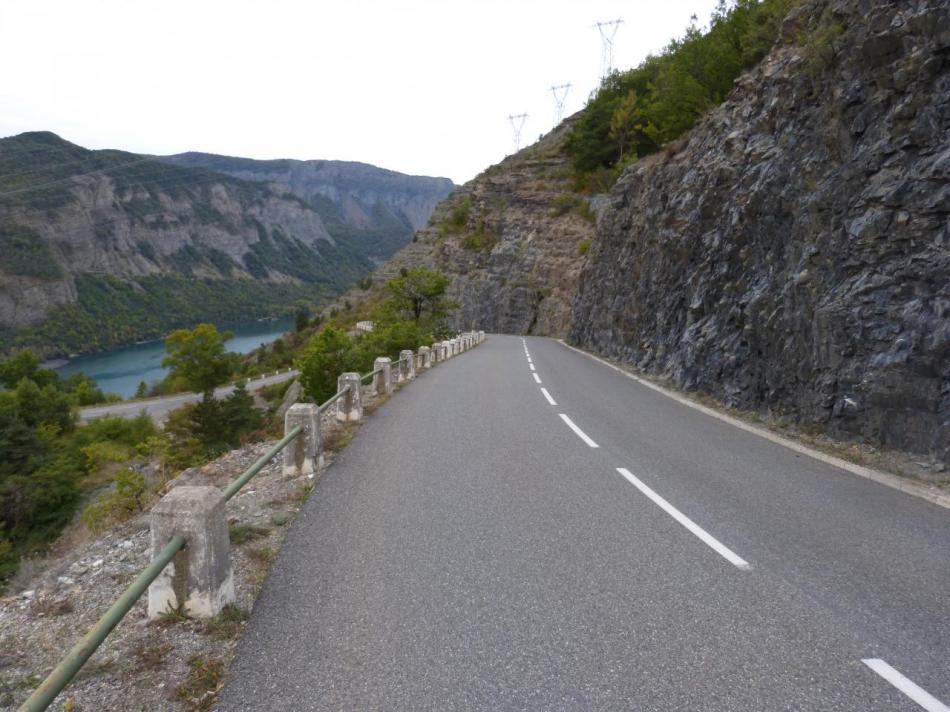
0,1,721,184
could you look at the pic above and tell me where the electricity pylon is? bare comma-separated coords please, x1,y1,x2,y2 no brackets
508,113,528,152
595,19,623,79
551,84,571,125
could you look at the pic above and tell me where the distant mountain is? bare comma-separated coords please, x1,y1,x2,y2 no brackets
157,153,455,263
0,132,371,357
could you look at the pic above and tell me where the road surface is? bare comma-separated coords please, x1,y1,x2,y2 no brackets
77,370,297,423
217,335,949,711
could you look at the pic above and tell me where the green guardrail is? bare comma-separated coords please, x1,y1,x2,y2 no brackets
18,348,456,710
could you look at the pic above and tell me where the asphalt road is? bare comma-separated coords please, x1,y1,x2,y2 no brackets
77,370,297,423
217,335,949,711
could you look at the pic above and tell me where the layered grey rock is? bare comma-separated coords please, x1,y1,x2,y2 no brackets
569,0,950,464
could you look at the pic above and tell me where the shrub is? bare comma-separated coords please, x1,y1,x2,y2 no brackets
82,469,149,533
461,228,500,252
566,0,800,182
578,239,593,256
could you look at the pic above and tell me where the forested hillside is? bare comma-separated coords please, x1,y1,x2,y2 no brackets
0,132,370,356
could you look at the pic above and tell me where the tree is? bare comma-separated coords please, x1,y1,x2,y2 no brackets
609,90,640,162
134,381,148,399
0,349,57,389
161,324,237,396
385,267,453,324
295,308,310,332
297,326,354,404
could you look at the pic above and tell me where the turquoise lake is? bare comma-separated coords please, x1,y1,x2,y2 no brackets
56,318,293,398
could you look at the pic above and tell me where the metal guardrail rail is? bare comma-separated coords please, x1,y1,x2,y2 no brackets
19,536,187,712
18,336,480,710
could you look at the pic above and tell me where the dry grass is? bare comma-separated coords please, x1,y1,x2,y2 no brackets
323,423,358,452
177,655,224,711
133,640,175,671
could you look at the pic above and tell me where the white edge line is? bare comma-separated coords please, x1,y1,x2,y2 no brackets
862,659,949,712
617,467,751,570
540,387,557,406
557,340,950,511
559,413,599,448
532,373,542,384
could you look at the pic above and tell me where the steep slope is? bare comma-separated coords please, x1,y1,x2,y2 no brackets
0,132,370,356
339,120,596,336
569,0,949,464
158,152,454,262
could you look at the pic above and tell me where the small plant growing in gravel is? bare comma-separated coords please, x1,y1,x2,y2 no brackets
247,547,277,566
156,603,191,626
270,512,292,527
177,655,224,711
204,605,251,640
289,483,314,503
228,523,271,545
133,640,175,671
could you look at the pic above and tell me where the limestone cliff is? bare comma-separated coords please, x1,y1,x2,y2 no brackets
353,121,596,336
0,132,369,355
569,0,949,464
157,153,454,262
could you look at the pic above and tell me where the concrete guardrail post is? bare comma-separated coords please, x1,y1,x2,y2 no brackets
148,486,234,619
479,330,485,343
283,403,322,476
399,350,415,381
418,345,431,369
373,357,392,395
337,373,363,422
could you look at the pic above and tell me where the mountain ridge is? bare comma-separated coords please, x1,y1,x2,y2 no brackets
157,152,454,262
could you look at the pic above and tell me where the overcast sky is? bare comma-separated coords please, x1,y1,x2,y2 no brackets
0,1,722,184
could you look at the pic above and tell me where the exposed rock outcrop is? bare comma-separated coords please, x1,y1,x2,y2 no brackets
0,133,370,355
158,153,455,262
569,0,949,464
351,121,596,336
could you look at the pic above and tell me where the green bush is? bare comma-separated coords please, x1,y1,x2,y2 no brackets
81,469,148,533
578,239,593,256
461,229,500,252
440,197,471,235
566,0,800,185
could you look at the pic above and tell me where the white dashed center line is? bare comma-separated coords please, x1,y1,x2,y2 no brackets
529,363,536,371
540,388,557,406
616,468,751,570
532,373,542,384
559,414,599,448
862,659,949,712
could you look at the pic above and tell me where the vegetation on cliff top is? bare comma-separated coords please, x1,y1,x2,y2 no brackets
566,0,800,188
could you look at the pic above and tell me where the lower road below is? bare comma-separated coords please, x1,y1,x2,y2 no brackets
217,335,950,711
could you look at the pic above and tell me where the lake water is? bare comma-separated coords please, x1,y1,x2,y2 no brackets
56,318,293,398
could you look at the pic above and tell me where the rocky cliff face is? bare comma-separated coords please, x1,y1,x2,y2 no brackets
158,153,455,262
569,0,949,464
357,121,596,335
0,132,369,355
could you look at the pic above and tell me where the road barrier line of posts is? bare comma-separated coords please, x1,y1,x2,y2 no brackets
19,331,486,712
